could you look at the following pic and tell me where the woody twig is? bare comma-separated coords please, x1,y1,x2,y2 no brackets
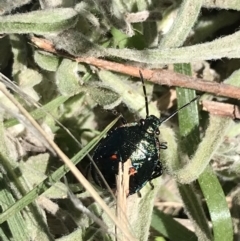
30,36,240,119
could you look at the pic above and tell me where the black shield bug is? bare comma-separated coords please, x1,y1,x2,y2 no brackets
91,70,198,196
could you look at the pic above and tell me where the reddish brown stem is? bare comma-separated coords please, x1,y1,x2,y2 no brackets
201,100,240,119
31,36,240,100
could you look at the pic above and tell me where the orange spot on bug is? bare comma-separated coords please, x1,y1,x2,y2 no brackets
129,167,137,176
110,154,118,160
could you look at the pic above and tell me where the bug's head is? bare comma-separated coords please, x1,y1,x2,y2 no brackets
140,115,161,135
138,69,199,131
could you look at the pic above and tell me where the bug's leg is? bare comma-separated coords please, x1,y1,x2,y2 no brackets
111,110,127,124
160,142,167,149
149,181,154,190
150,142,165,188
148,162,163,190
137,191,142,198
150,162,163,180
120,116,127,125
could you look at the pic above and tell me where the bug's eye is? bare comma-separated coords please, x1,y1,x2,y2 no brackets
156,129,160,135
112,110,118,115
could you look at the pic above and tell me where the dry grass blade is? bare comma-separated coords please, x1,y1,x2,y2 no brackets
0,83,136,241
0,82,55,154
116,159,132,241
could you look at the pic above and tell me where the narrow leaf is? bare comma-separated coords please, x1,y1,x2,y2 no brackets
0,8,78,34
0,116,119,224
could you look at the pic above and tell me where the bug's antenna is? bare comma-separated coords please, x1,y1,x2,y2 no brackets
139,70,149,117
160,96,199,124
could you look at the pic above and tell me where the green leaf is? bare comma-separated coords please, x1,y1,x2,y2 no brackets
110,27,128,48
4,96,69,128
34,51,60,72
86,83,121,109
0,177,29,241
98,70,159,118
175,63,233,241
151,208,197,241
0,119,53,240
0,116,120,224
174,69,240,184
174,63,212,240
55,228,83,241
53,30,104,57
176,113,232,184
177,184,212,240
174,63,200,155
198,166,233,241
160,0,203,48
56,59,82,96
105,30,240,64
126,180,160,241
0,8,78,34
